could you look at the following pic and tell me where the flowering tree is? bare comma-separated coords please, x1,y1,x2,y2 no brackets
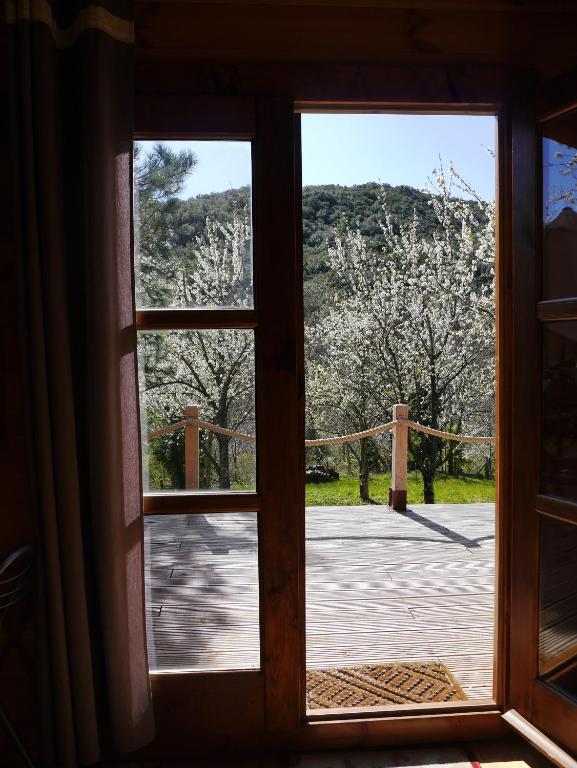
308,164,495,502
135,143,255,489
306,305,388,501
140,209,255,490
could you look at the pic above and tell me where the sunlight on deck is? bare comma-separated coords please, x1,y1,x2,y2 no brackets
144,502,494,700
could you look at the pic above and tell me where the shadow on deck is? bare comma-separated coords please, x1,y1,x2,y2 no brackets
144,502,495,700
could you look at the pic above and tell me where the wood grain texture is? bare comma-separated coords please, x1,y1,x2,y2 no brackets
134,94,256,138
296,709,506,748
536,299,577,322
494,104,511,710
184,406,199,489
538,517,577,675
135,1,577,7
536,495,577,526
135,56,513,109
134,3,577,79
139,670,265,757
503,708,577,768
510,74,577,755
144,503,495,702
391,404,409,498
530,681,577,759
143,491,260,514
254,97,305,739
538,65,577,122
508,79,540,716
136,308,257,329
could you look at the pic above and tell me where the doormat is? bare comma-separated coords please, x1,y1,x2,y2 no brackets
306,662,467,709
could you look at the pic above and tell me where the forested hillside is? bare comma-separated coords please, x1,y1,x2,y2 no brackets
162,182,482,318
176,181,447,262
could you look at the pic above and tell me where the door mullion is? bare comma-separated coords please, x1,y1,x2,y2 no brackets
254,97,305,740
508,80,541,715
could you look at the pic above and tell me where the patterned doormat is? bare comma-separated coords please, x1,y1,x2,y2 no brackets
306,663,467,709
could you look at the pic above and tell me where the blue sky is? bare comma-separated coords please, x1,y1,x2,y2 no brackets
543,137,577,220
302,114,496,201
140,113,496,202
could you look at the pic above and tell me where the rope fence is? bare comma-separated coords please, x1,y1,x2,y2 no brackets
304,421,397,446
146,403,494,511
148,417,256,443
406,421,495,445
147,415,494,446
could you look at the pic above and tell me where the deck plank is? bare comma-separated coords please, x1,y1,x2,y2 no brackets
144,502,495,701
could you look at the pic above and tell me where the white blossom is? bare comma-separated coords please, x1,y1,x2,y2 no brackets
306,163,495,500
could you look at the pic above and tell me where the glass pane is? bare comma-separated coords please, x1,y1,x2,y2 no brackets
542,110,577,300
539,515,577,699
145,513,260,671
134,140,253,309
138,329,256,492
542,322,577,501
302,113,497,709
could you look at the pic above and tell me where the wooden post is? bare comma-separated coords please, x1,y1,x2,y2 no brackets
389,403,408,512
184,406,200,490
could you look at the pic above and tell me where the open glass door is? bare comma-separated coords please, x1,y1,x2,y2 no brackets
132,98,304,755
508,83,577,759
300,112,498,715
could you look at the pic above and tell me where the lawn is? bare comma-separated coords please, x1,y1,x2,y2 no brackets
305,472,495,506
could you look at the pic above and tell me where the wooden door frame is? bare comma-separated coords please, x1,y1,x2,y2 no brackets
254,98,305,743
132,97,305,759
131,71,521,758
506,67,577,757
507,76,541,717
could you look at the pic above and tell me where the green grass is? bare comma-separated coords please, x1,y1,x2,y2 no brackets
305,472,495,506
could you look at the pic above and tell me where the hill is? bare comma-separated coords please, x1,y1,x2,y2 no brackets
174,182,457,316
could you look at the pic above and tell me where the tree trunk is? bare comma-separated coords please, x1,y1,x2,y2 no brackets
217,434,231,489
422,466,435,504
421,368,441,503
419,434,440,504
446,420,462,476
359,437,370,502
447,444,457,476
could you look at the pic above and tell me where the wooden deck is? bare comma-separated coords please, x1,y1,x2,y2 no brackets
144,502,495,701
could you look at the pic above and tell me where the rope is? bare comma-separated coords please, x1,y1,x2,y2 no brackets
147,417,256,443
195,418,256,443
147,416,494,445
304,421,397,446
147,420,187,439
406,420,495,444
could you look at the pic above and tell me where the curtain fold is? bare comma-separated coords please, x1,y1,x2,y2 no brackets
7,1,155,764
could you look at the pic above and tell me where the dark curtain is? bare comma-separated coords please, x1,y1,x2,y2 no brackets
7,1,155,764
